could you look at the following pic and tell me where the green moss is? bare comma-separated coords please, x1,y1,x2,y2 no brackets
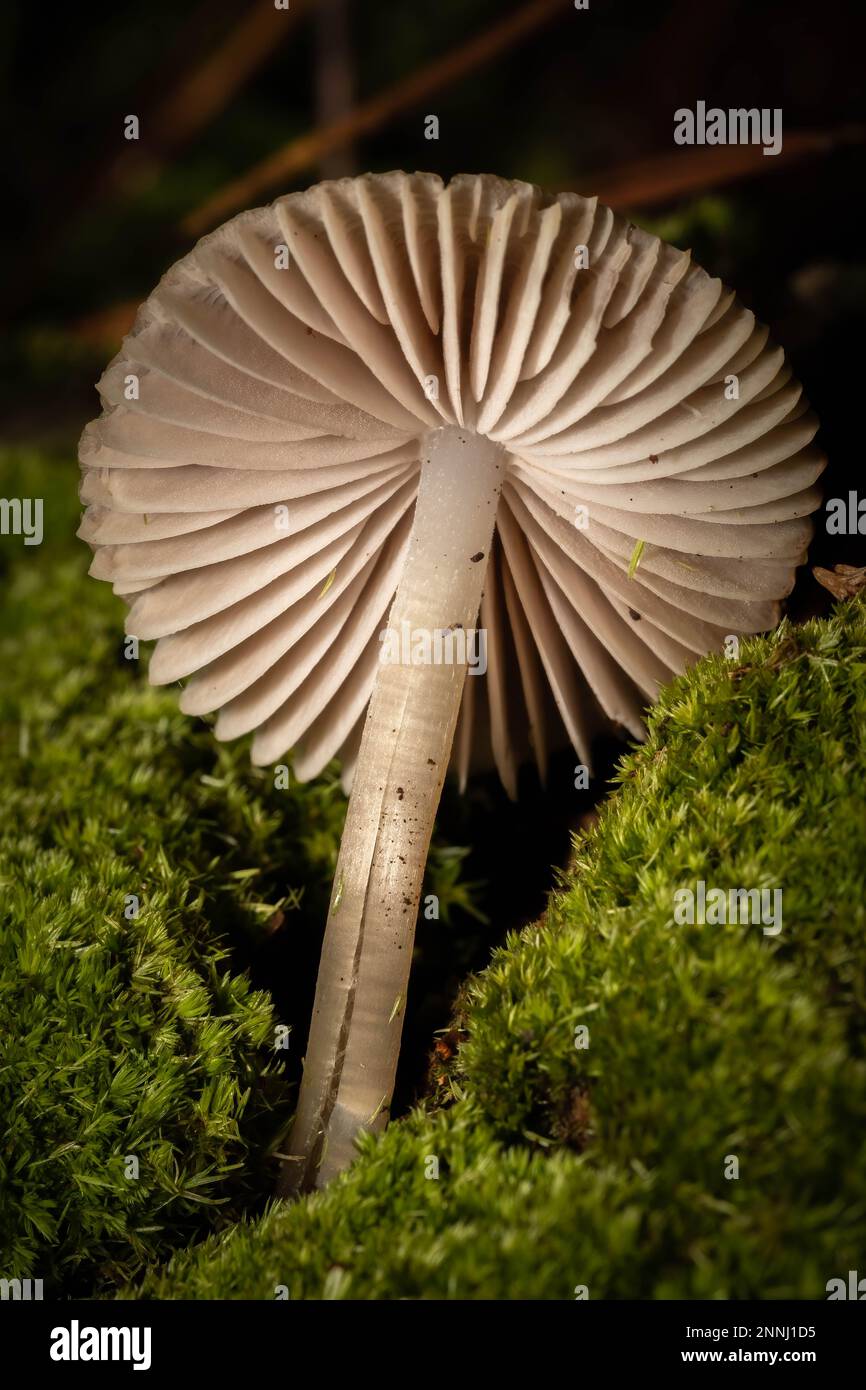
0,448,332,1294
139,599,866,1300
5,444,864,1299
0,444,486,1295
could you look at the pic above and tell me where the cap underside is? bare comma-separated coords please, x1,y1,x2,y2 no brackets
78,172,824,796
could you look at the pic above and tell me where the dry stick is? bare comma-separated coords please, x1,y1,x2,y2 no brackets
314,0,358,180
112,0,312,188
282,427,505,1193
583,125,866,209
73,124,865,352
146,0,311,157
3,1,309,319
183,0,563,236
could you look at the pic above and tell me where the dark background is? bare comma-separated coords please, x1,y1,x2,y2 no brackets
2,0,864,1106
3,0,865,509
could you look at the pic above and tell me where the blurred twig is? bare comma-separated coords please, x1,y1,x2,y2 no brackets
584,125,866,210
315,0,357,180
108,0,312,193
183,0,563,235
146,0,310,163
69,125,865,353
2,0,310,318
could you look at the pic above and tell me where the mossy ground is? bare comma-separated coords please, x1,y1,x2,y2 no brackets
3,446,864,1300
0,446,485,1295
139,598,866,1300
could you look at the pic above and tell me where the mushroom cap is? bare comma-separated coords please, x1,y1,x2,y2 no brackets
79,172,824,796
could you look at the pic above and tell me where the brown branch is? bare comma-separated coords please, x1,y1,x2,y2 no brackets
315,0,357,181
106,0,312,195
582,124,866,210
3,0,310,318
182,0,563,236
73,124,864,352
146,0,311,159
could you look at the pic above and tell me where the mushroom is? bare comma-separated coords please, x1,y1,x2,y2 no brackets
78,172,825,1190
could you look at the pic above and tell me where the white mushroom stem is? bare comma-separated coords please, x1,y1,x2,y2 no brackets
283,425,504,1191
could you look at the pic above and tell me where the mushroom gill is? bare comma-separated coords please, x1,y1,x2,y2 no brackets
79,171,825,1187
